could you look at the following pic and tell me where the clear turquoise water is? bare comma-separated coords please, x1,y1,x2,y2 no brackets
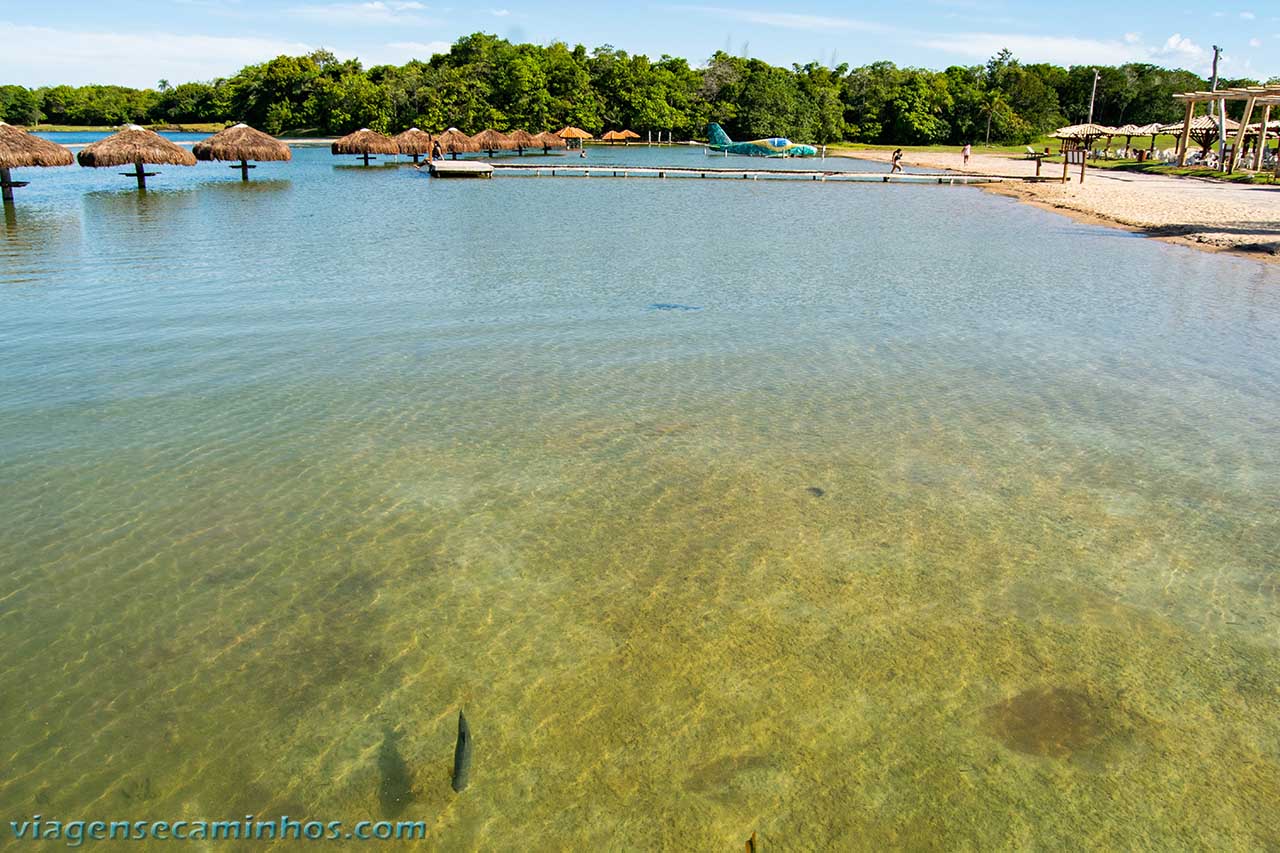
2,138,1279,849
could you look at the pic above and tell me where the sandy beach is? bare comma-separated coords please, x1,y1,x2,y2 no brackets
847,149,1280,263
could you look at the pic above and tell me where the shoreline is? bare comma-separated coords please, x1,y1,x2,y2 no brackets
838,149,1280,266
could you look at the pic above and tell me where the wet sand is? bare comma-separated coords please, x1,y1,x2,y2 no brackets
845,149,1280,264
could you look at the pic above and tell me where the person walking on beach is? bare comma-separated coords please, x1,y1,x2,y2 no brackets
962,143,971,166
891,148,904,173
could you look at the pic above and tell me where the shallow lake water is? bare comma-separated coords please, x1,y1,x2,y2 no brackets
1,137,1278,849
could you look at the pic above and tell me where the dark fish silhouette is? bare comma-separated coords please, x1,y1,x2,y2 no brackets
648,303,703,311
806,486,826,497
451,711,472,792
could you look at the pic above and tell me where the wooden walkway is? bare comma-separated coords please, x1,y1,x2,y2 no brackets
483,164,1054,184
428,160,494,178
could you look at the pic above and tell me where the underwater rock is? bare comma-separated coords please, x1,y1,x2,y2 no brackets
451,711,472,793
806,486,826,497
983,687,1117,760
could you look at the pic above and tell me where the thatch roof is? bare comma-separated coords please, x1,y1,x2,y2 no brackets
601,130,626,141
76,125,197,168
471,129,514,151
532,131,566,149
1133,123,1164,135
0,121,74,169
1052,123,1116,140
393,127,433,154
508,129,538,149
330,128,398,155
435,128,478,154
193,123,291,162
619,129,640,139
558,126,592,140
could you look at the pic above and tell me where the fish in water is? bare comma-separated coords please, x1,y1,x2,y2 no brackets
451,710,472,792
648,303,703,311
806,486,826,497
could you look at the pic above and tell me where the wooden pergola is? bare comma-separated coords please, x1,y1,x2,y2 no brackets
1172,85,1280,173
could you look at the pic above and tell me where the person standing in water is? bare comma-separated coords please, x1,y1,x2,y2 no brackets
890,148,904,173
962,143,971,166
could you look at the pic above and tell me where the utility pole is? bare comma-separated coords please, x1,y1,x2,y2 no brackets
1087,68,1100,125
1210,45,1226,168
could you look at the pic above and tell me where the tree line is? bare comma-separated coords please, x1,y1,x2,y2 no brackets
1,34,1266,144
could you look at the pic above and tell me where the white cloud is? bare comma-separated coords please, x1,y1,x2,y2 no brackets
1240,11,1255,19
916,33,1144,66
0,22,314,87
916,29,1218,73
1154,33,1209,67
491,8,511,15
289,1,432,25
1250,37,1262,46
669,5,889,33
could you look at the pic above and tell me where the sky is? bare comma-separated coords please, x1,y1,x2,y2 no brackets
2,1,1277,88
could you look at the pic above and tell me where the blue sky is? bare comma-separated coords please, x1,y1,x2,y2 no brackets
2,1,1276,87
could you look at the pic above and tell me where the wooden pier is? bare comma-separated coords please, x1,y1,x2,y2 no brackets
428,160,494,178
482,163,1041,185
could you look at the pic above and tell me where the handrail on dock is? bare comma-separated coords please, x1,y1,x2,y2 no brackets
480,163,1043,184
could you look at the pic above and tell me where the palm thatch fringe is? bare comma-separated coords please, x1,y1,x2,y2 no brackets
532,131,566,151
392,127,434,163
435,128,478,158
471,129,514,154
193,123,291,162
76,125,197,169
508,130,538,153
0,122,75,169
331,128,398,165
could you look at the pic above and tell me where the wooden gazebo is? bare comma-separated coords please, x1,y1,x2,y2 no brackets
1172,84,1280,172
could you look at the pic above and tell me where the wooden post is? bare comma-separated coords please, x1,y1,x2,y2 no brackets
1253,104,1271,171
361,152,371,166
1,166,13,203
1229,96,1255,173
134,158,146,190
1079,143,1087,183
1176,100,1194,166
237,159,251,181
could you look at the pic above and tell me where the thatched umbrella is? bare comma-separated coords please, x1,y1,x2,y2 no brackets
392,127,434,163
558,126,592,150
193,123,290,182
601,130,626,144
1053,123,1114,151
532,131,566,153
331,128,398,166
0,121,74,202
1132,122,1164,152
1182,115,1233,155
471,129,514,157
434,128,477,160
77,124,196,189
620,129,641,143
508,129,538,155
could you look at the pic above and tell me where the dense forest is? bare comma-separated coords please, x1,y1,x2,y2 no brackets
0,33,1268,144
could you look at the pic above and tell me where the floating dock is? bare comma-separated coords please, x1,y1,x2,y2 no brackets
482,164,1043,184
428,161,494,178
